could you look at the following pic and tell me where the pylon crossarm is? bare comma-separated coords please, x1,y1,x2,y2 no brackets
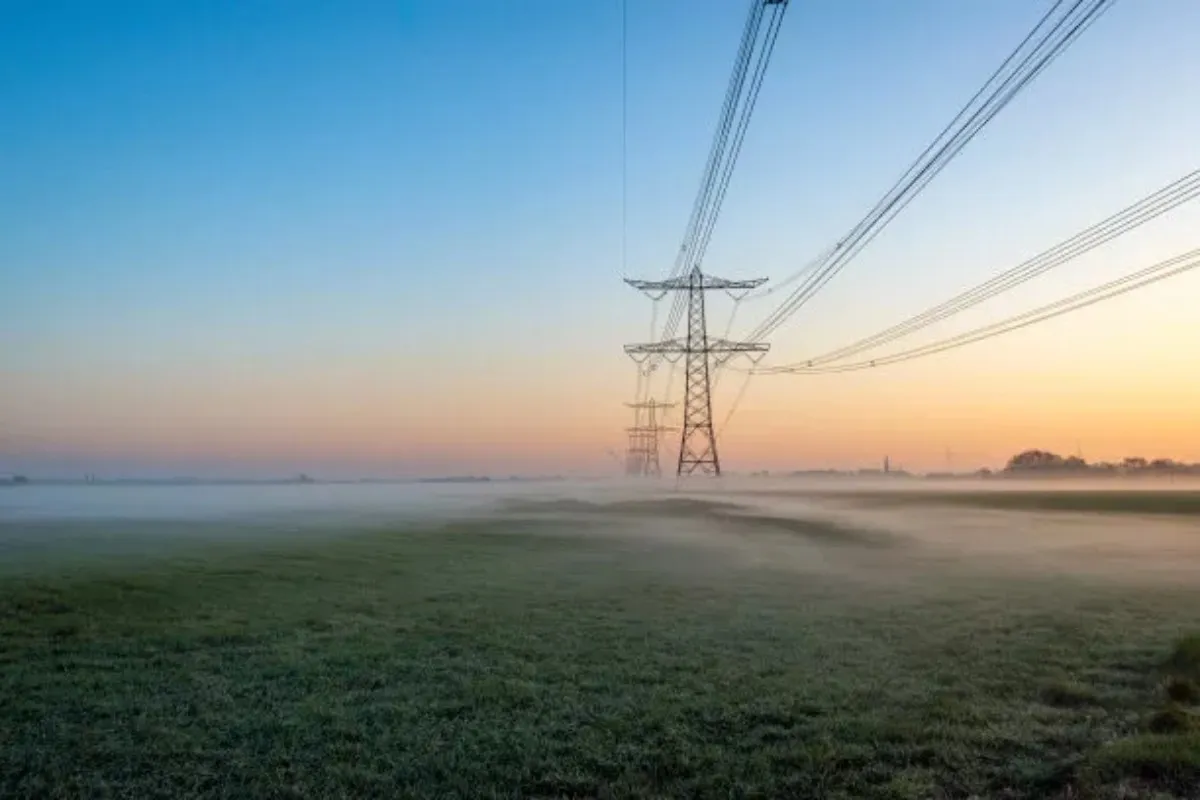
624,338,687,356
705,338,770,354
624,277,687,295
699,275,767,291
625,274,768,293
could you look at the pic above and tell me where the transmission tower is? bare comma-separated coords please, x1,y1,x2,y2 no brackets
625,267,768,476
624,400,676,477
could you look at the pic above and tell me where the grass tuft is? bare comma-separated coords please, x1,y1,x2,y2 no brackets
1146,706,1198,734
1164,676,1198,705
1082,732,1200,793
1164,633,1200,680
1040,679,1102,709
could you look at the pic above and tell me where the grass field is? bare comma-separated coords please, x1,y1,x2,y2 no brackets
806,488,1200,517
2,494,1199,798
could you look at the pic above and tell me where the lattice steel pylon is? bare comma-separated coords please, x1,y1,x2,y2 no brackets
624,400,676,477
625,267,769,476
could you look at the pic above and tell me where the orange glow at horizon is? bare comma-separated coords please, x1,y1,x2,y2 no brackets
6,270,1200,475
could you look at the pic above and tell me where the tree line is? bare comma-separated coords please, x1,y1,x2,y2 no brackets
1002,450,1200,475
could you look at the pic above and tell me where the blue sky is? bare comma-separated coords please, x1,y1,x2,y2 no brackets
3,1,1200,477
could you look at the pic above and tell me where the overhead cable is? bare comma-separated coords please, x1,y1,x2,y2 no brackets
755,246,1200,374
744,0,1118,344
789,169,1200,367
656,0,790,345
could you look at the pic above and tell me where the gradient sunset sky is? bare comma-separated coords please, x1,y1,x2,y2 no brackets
3,0,1200,479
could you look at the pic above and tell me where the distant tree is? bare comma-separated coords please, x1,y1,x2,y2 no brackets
1001,450,1095,473
1005,450,1067,472
1122,457,1148,470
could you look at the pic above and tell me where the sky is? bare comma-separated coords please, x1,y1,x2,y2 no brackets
3,0,1200,479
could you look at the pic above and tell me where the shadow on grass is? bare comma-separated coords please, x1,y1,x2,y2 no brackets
710,511,897,549
499,496,897,549
497,496,747,517
1039,679,1103,709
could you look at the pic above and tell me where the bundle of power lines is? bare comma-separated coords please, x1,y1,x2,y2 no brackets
723,0,1193,400
654,0,788,345
743,0,1121,346
758,171,1200,373
722,0,1200,431
762,248,1200,375
632,0,788,412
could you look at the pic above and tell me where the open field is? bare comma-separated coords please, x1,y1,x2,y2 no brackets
2,488,1199,798
788,488,1200,517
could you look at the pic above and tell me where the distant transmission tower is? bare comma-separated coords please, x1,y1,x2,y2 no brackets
625,267,768,476
624,400,676,477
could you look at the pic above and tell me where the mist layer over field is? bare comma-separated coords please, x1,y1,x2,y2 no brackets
2,480,1198,797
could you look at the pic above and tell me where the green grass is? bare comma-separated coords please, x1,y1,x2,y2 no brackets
1081,733,1200,795
2,506,1199,798
831,489,1200,516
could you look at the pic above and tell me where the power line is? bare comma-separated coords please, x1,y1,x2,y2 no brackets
744,0,1118,344
667,0,772,281
629,0,770,423
741,244,835,302
689,1,789,273
680,1,788,399
784,169,1200,368
655,0,789,347
621,0,628,277
755,247,1200,374
747,0,1116,342
712,0,1116,437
